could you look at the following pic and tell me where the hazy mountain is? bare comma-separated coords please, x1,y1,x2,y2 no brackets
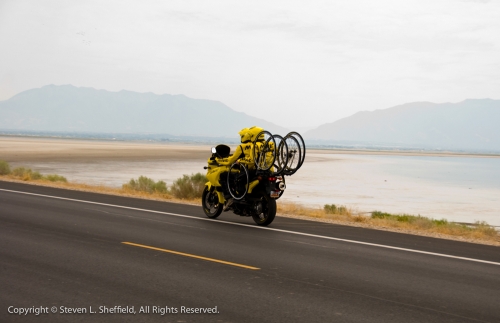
0,85,288,138
305,99,500,151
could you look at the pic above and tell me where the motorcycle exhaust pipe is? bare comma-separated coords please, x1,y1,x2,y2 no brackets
278,182,286,191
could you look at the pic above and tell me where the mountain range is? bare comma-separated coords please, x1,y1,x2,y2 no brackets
305,99,500,151
0,85,288,139
0,85,499,151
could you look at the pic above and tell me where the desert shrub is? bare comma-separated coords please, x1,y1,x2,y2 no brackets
371,211,391,219
11,167,42,180
394,214,415,223
12,167,29,177
371,211,450,228
324,204,349,215
45,174,68,182
30,170,43,180
432,218,449,226
0,160,11,175
124,176,168,194
9,166,67,182
372,211,421,223
170,173,207,199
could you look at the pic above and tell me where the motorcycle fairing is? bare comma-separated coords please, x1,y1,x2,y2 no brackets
204,181,226,204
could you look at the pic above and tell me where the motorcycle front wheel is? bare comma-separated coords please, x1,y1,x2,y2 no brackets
252,191,277,226
202,187,223,219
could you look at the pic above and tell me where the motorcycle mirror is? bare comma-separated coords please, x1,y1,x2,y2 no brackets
211,147,217,154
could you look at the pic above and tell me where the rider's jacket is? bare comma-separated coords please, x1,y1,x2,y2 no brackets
216,142,255,170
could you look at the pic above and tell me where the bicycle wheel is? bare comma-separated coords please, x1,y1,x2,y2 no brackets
227,163,249,200
272,134,288,175
286,131,306,169
283,135,301,175
253,131,276,171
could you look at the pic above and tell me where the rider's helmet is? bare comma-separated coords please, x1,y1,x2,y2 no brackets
239,127,251,143
248,126,264,142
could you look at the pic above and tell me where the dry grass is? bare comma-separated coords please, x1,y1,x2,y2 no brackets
0,160,199,204
1,161,67,182
277,202,499,246
277,202,326,218
0,174,200,205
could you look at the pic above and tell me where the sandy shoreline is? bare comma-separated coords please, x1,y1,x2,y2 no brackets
2,135,498,163
0,136,211,162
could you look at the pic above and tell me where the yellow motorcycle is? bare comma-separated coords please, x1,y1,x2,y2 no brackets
202,131,305,226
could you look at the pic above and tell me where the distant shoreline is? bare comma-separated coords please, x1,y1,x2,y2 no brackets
309,147,500,158
1,134,499,159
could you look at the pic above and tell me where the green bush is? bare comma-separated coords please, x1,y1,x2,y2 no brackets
124,176,167,194
372,211,415,222
170,173,207,199
0,160,11,175
432,218,449,226
10,167,42,180
45,174,68,182
324,204,348,215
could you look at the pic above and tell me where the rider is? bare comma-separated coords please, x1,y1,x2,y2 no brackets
215,126,262,210
216,126,265,169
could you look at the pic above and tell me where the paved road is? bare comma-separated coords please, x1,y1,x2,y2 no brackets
1,180,499,323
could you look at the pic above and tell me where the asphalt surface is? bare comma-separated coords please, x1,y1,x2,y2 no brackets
1,180,499,323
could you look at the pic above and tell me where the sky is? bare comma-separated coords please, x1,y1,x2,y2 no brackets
0,0,499,129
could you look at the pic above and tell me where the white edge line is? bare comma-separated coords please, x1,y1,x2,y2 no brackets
1,187,499,267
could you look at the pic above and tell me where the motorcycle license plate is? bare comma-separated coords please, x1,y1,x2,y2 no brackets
270,191,280,198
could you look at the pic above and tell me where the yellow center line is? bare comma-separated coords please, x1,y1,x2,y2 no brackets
121,242,260,270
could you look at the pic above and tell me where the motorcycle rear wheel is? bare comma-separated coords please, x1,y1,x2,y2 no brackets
252,191,277,226
202,187,223,218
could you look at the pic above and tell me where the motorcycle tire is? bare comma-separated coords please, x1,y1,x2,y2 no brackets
202,186,223,218
252,191,277,226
